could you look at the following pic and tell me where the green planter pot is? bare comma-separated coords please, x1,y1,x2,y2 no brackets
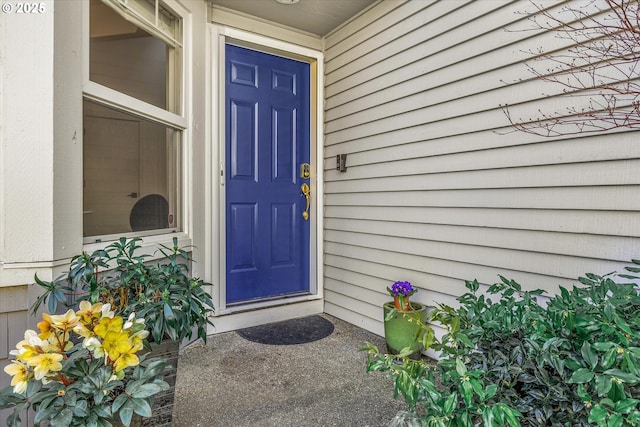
383,302,427,356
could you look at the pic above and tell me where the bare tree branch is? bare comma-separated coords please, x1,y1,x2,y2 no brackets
503,0,640,136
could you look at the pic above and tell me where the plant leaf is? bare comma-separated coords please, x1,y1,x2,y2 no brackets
443,392,457,415
582,342,598,370
569,368,595,384
603,369,639,384
130,383,163,399
596,375,613,396
608,413,623,427
131,398,152,417
588,405,609,424
614,398,639,415
119,405,134,427
51,407,73,426
482,406,495,427
460,380,473,407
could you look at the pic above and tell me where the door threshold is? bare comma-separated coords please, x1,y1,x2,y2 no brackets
220,293,319,315
226,291,311,308
210,299,323,334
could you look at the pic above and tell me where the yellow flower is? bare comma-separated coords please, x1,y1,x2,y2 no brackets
10,330,43,361
19,330,43,347
49,309,80,331
37,313,53,339
78,300,93,311
113,351,140,373
4,361,31,394
26,353,63,381
94,316,124,339
77,301,104,324
102,331,132,361
38,328,71,353
100,303,115,319
73,323,93,339
129,330,149,352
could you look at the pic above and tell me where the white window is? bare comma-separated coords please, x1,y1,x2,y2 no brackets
83,0,186,241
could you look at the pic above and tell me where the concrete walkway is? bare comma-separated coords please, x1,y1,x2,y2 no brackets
173,314,407,427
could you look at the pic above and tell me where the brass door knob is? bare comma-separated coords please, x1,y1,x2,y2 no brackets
301,183,310,220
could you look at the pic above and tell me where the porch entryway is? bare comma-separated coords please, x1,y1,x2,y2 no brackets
173,315,406,426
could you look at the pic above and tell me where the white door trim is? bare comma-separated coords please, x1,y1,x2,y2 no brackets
207,24,324,317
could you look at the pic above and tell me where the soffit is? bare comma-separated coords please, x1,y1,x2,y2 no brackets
207,0,378,37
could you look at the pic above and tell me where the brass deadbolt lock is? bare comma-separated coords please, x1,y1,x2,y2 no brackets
300,163,311,179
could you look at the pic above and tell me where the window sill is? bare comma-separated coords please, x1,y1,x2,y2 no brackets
82,231,192,262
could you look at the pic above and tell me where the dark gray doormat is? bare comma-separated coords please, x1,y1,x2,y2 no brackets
236,315,334,345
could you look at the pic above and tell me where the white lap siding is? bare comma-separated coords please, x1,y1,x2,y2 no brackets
0,287,31,425
322,0,640,341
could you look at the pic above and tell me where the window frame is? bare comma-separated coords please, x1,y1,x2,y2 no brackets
81,0,192,245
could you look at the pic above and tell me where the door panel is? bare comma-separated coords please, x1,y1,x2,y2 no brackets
271,203,295,266
272,107,296,183
230,100,257,180
225,44,310,304
229,203,257,272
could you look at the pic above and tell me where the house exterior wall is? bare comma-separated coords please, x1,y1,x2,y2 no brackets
322,0,640,342
2,0,640,420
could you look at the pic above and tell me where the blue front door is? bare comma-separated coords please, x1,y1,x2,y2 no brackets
225,44,311,305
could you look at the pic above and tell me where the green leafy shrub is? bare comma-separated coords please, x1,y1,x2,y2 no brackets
1,238,214,426
0,306,168,427
365,262,640,426
32,237,215,344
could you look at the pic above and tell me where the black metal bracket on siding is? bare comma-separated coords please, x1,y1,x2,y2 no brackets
336,154,347,172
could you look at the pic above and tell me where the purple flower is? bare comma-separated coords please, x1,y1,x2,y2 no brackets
387,281,416,297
